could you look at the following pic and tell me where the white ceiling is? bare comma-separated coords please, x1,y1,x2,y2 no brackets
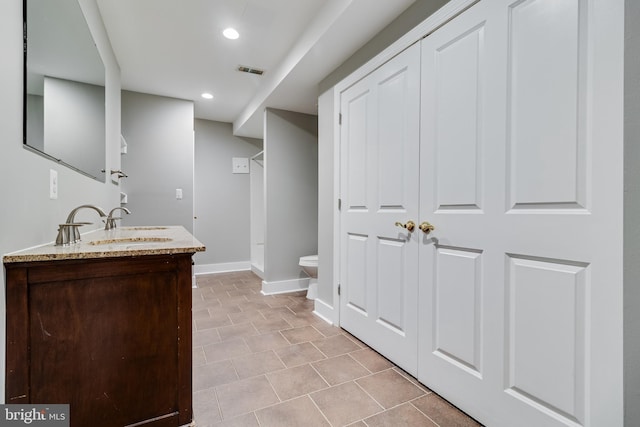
96,0,415,138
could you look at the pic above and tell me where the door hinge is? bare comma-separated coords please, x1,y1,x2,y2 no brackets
338,284,341,296
339,113,342,125
338,198,342,210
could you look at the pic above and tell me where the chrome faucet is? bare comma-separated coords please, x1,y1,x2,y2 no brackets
105,207,131,230
55,204,107,246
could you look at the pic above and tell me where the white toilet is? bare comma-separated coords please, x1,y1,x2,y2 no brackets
299,255,318,300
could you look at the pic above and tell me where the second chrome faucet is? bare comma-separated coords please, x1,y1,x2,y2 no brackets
105,207,131,230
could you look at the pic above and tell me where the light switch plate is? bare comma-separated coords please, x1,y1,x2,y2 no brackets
232,157,249,174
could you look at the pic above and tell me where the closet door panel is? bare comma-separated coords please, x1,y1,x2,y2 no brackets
506,255,588,422
418,3,498,420
418,0,623,426
339,43,421,376
507,0,586,209
433,23,485,211
432,246,483,376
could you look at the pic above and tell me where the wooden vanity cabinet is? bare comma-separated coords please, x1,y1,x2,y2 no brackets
5,253,194,427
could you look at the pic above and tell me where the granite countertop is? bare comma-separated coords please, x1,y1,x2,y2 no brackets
3,225,205,264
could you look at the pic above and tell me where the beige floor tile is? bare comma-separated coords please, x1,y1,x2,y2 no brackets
193,272,482,427
313,334,362,357
193,328,221,347
227,289,255,297
193,347,207,367
286,311,326,326
232,350,285,379
227,310,266,325
275,342,326,368
214,295,248,306
263,296,296,308
356,369,425,409
244,331,290,353
310,381,383,426
281,325,324,344
195,314,232,331
312,354,371,385
412,393,482,427
237,301,271,311
313,322,344,338
193,307,213,320
193,296,214,310
279,312,319,327
267,364,329,401
255,396,330,427
202,292,225,301
192,286,214,296
259,306,295,319
208,305,242,316
251,317,293,334
216,376,280,420
393,367,433,393
204,338,251,362
287,300,315,314
349,348,394,373
193,388,222,425
212,413,259,427
193,359,238,391
195,278,221,288
217,322,259,341
365,402,438,427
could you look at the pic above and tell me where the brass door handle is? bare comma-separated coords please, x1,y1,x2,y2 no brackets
419,221,435,234
395,220,415,232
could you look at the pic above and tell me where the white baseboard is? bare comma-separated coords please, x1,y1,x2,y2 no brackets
251,264,264,279
261,277,310,295
313,298,336,325
194,261,251,275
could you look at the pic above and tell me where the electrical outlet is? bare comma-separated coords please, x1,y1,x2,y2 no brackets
232,157,249,174
49,169,58,199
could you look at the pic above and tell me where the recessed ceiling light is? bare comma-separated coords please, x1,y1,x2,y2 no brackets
223,28,239,40
201,93,214,99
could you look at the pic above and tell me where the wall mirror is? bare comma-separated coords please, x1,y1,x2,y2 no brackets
24,0,106,182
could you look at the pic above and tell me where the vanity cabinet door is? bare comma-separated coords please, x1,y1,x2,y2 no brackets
5,254,194,427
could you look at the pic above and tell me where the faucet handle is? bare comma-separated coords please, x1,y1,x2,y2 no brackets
55,222,91,246
105,218,120,230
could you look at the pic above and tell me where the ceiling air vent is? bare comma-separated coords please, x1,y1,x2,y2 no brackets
238,65,264,75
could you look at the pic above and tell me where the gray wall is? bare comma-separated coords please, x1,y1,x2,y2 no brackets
317,90,335,306
121,91,194,232
193,119,261,269
625,0,640,424
264,108,318,284
0,0,121,401
250,152,265,274
319,0,449,93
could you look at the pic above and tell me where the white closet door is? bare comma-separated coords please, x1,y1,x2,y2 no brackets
418,0,623,426
339,43,421,376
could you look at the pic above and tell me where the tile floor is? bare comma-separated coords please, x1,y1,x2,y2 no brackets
192,271,482,427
